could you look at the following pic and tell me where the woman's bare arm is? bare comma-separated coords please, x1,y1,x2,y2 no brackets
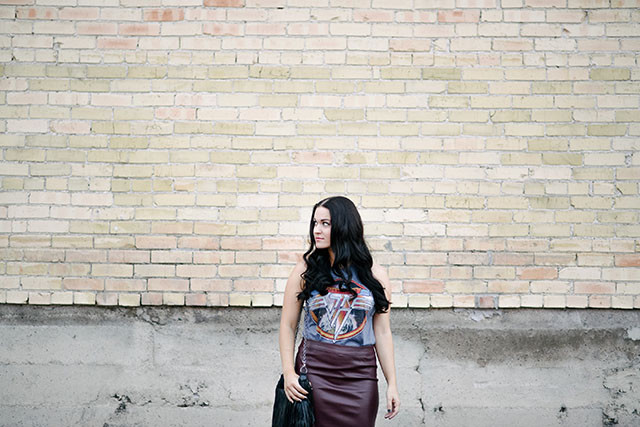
372,263,400,419
278,259,307,402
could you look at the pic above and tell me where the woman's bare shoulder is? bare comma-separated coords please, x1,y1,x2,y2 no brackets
291,256,307,275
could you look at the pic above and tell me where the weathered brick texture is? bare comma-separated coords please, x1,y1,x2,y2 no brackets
0,0,638,309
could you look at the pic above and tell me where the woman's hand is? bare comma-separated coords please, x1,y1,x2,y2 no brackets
384,385,400,419
283,372,309,403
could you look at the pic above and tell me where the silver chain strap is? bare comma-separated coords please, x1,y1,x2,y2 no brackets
300,336,308,374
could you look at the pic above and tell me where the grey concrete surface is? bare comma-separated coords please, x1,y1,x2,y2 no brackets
0,306,638,427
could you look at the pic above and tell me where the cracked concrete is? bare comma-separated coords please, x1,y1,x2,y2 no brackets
0,306,639,426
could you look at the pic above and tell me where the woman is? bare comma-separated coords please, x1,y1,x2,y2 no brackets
278,196,400,426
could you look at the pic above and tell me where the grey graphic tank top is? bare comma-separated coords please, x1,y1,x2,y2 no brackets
302,267,376,347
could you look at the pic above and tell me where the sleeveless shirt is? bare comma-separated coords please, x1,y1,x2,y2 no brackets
302,267,376,347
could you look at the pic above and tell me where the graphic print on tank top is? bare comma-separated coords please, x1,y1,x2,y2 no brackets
307,278,375,342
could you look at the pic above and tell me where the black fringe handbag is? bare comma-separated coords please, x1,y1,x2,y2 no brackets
272,337,314,427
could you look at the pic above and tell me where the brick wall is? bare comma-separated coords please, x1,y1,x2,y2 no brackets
0,0,638,309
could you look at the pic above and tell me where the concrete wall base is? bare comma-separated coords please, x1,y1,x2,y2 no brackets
1,306,639,426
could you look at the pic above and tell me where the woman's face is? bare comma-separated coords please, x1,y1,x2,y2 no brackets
313,206,331,250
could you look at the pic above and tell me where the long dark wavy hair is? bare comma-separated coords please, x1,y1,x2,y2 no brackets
298,196,390,313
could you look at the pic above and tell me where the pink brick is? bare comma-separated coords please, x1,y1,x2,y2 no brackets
141,293,163,305
108,250,150,264
193,251,222,264
77,22,118,35
136,236,177,249
191,279,232,292
438,10,480,23
220,237,261,250
403,280,445,293
575,282,615,294
396,11,436,22
106,279,146,291
119,23,160,36
354,9,395,22
148,278,189,291
16,7,57,19
390,39,431,51
616,254,640,267
234,279,274,292
518,267,558,280
97,37,138,50
477,295,497,308
156,107,197,120
176,265,217,278
186,293,207,306
287,23,328,35
144,8,185,21
64,278,103,291
178,236,220,249
67,250,106,263
151,222,193,234
589,295,611,308
245,23,286,35
202,22,244,36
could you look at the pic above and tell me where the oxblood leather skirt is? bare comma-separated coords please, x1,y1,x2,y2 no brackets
294,338,379,427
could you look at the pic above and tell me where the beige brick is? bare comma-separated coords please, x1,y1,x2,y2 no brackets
590,68,630,81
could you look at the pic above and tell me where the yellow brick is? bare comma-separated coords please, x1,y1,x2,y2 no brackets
324,108,364,121
367,109,406,122
377,152,419,164
542,153,583,165
380,123,420,136
590,68,630,81
501,153,541,165
421,123,460,135
249,65,290,79
529,196,570,210
422,68,461,80
113,108,154,121
259,95,297,107
445,196,484,209
362,81,405,93
87,66,127,78
127,66,167,79
192,81,234,92
291,66,331,79
491,110,531,122
214,123,254,135
381,67,421,79
360,167,401,179
449,110,489,122
587,124,627,136
512,96,554,108
429,96,469,108
208,66,249,79
337,123,376,135
531,224,571,237
471,96,511,109
532,82,572,94
448,82,487,93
